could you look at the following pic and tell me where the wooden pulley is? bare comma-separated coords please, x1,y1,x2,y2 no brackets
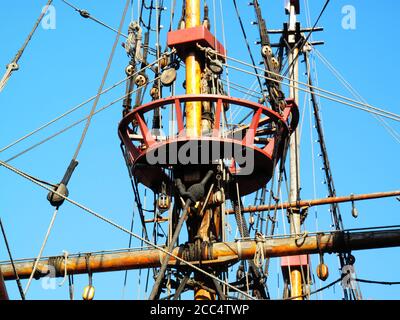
271,57,280,69
125,64,135,77
135,73,147,87
150,86,159,99
261,45,272,58
351,195,358,218
159,55,169,69
316,263,329,281
160,68,177,87
82,285,95,300
208,59,223,75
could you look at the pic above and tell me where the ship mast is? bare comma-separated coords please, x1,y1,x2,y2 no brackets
286,0,304,300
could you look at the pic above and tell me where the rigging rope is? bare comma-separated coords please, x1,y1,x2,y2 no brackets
0,218,25,300
24,208,59,296
71,0,131,162
0,0,53,93
0,159,255,300
4,75,162,164
202,49,400,121
282,0,330,78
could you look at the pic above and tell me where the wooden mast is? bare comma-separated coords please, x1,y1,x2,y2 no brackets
185,0,202,137
287,0,303,300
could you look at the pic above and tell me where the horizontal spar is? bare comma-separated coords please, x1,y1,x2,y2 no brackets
227,190,400,214
2,228,400,281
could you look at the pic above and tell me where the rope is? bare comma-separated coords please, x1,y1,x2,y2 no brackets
0,0,53,93
0,218,25,300
284,277,341,300
355,278,400,285
0,159,255,300
58,250,69,287
61,0,128,38
71,0,131,161
231,0,263,92
0,53,167,156
24,208,59,296
282,0,330,77
203,48,400,121
224,62,400,122
313,48,400,144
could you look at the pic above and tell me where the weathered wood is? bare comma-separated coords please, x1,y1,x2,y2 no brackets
227,190,400,214
0,267,9,300
2,228,400,281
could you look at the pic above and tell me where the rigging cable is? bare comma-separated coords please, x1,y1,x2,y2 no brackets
313,48,400,144
4,75,162,164
200,49,400,122
71,0,131,162
282,0,330,78
0,218,25,299
0,159,256,300
232,0,264,93
0,0,53,93
24,208,59,296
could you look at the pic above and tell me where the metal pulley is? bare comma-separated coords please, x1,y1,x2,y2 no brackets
160,68,177,87
135,73,148,87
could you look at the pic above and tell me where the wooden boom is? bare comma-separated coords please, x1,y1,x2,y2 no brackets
2,228,400,281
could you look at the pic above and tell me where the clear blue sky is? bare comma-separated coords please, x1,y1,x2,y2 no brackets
0,0,399,300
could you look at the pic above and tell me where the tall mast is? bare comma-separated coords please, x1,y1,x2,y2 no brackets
185,0,202,137
287,0,304,300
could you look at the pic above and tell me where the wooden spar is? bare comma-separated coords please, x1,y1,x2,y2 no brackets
144,191,400,223
0,267,9,300
227,190,400,214
3,228,400,281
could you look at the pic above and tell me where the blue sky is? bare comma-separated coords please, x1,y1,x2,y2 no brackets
0,0,399,300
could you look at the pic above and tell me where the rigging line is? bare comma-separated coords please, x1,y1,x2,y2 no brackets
60,0,129,39
283,277,342,301
208,50,400,121
0,159,255,300
4,75,162,164
355,278,400,286
24,208,59,296
219,0,231,97
313,48,400,144
0,218,25,300
71,0,131,162
0,76,130,154
282,0,330,78
231,0,264,93
0,0,53,93
224,63,400,122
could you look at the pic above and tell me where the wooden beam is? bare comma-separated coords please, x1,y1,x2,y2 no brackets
226,190,400,214
2,228,400,281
